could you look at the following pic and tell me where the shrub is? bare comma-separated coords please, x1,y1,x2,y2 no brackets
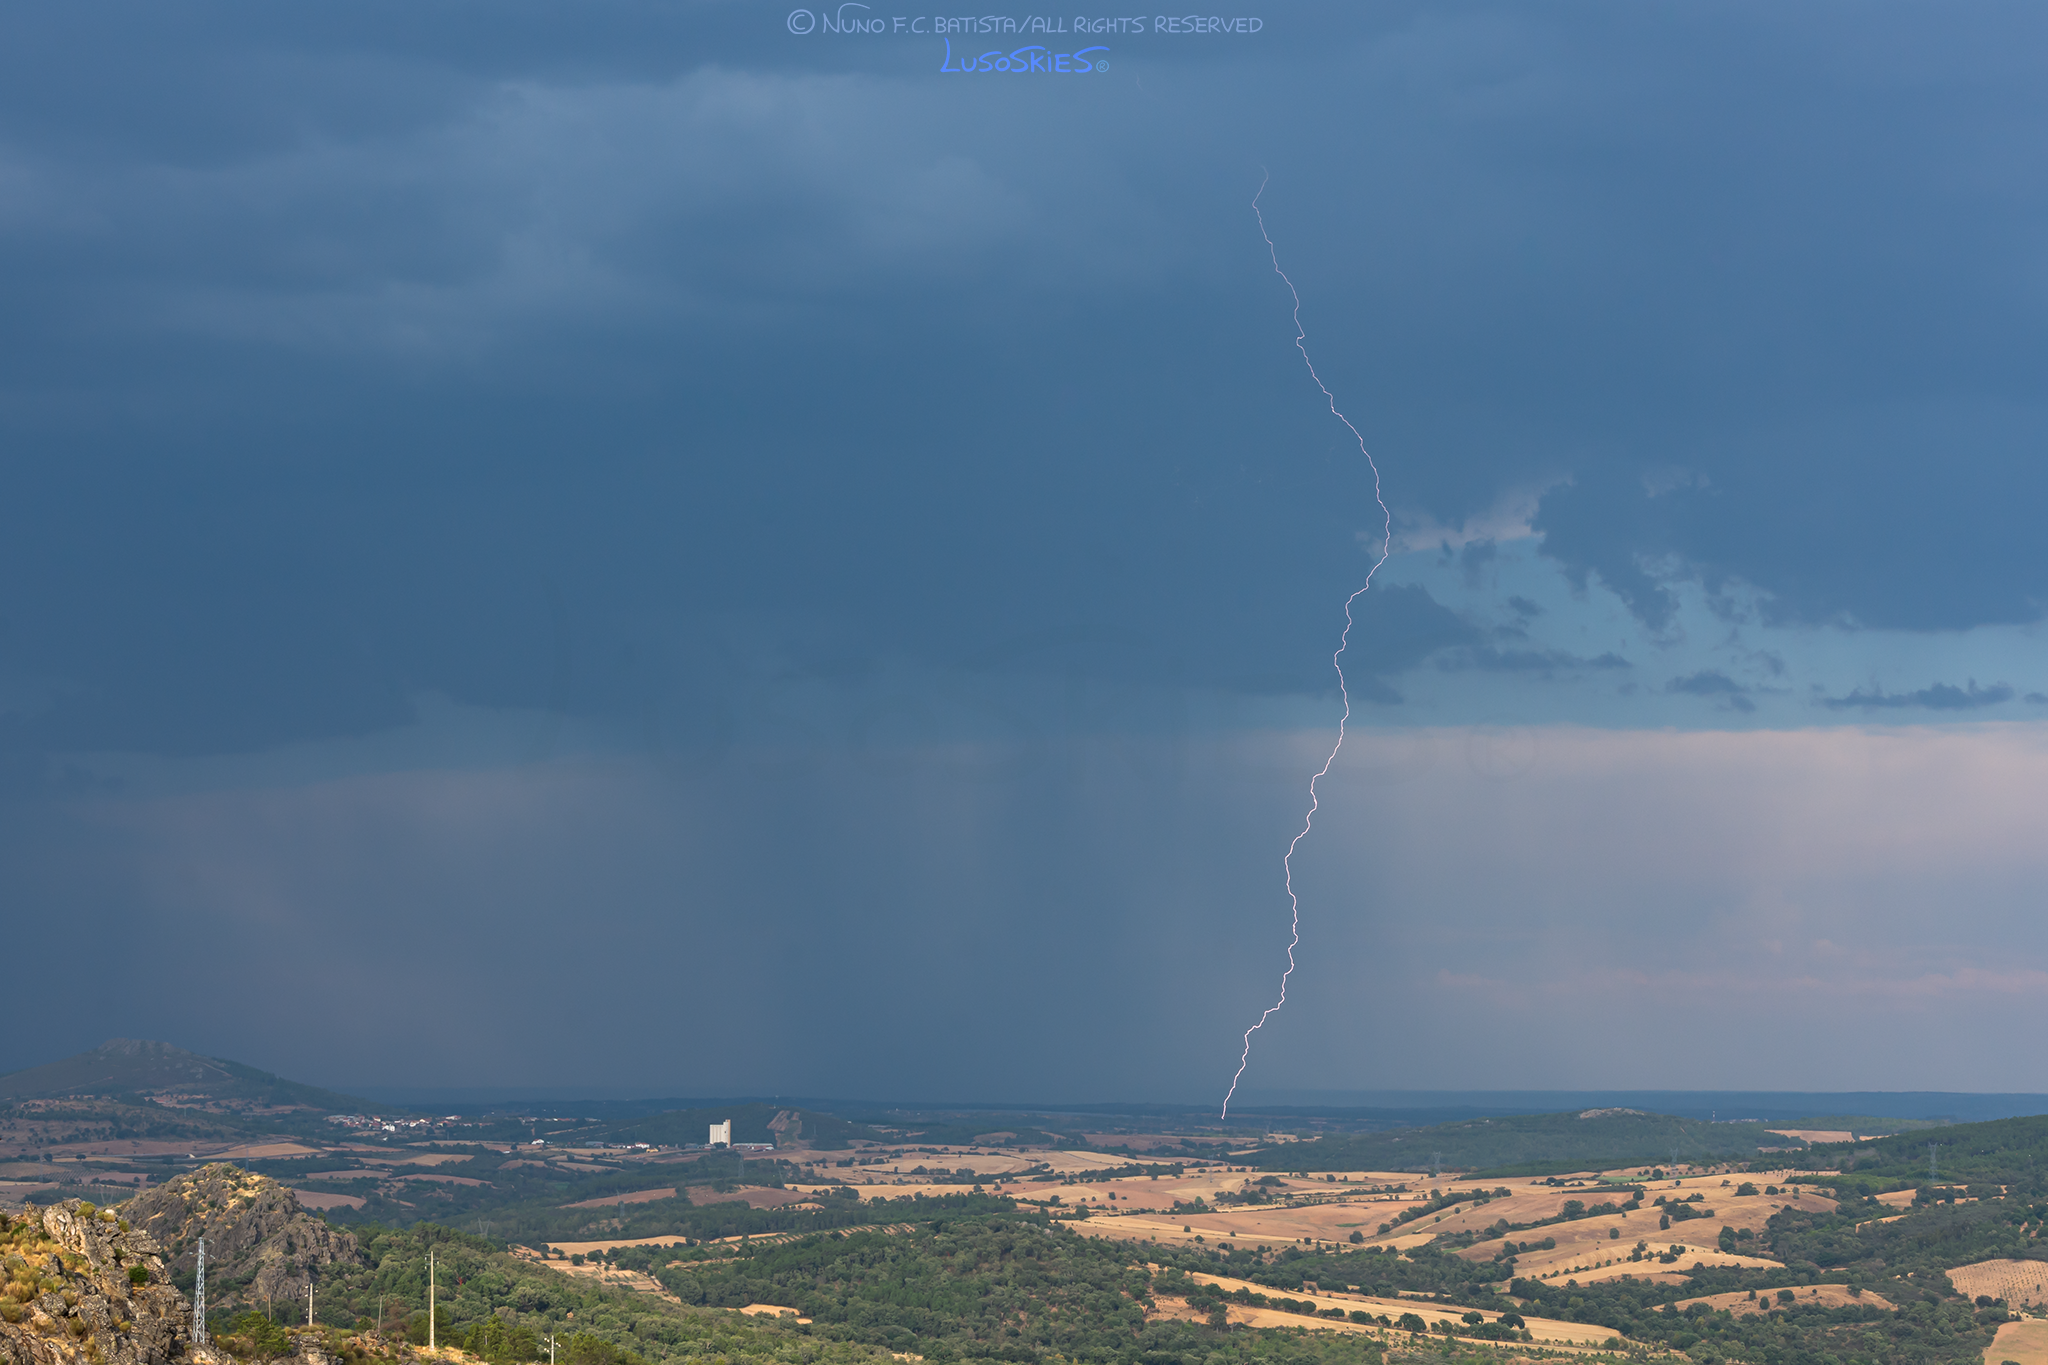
128,1266,148,1286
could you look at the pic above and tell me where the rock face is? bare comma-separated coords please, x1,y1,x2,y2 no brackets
0,1199,193,1365
123,1167,362,1312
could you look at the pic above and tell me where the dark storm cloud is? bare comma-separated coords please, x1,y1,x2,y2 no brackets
3,0,2048,1096
0,0,2043,777
1821,681,2016,712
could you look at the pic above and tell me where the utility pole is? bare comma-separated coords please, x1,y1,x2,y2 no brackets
193,1238,208,1346
429,1248,437,1351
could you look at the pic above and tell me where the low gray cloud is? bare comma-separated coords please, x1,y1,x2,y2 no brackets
1667,670,1745,695
1822,681,2015,711
1666,670,1755,712
1437,647,1631,675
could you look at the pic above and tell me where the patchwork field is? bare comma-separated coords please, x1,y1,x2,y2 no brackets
1027,1163,1840,1279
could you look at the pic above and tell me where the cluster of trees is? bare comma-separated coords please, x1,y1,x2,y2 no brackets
1714,1225,1757,1253
246,1221,901,1365
293,1150,833,1247
1793,1115,2048,1193
580,1201,1398,1365
1508,1271,1998,1365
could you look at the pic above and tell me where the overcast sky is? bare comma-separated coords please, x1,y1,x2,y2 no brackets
3,0,2045,1104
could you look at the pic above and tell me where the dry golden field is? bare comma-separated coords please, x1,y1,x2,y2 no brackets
213,1142,324,1159
1172,1270,1626,1350
1676,1286,1895,1313
560,1187,681,1209
289,1188,366,1209
1949,1260,2048,1308
740,1304,813,1323
1987,1320,2048,1365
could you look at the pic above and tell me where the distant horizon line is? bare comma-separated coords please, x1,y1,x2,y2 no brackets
330,1085,2048,1119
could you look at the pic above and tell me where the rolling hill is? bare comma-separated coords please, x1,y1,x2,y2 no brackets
0,1038,377,1113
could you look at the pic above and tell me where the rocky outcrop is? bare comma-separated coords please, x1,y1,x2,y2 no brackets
0,1199,193,1365
123,1167,361,1312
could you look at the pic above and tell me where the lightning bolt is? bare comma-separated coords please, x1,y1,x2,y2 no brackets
1221,173,1392,1119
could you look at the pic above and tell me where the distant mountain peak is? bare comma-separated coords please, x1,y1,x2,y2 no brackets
0,1040,376,1113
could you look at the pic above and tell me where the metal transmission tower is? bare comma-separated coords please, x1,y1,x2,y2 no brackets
428,1249,437,1351
193,1238,208,1346
1431,1152,1442,1180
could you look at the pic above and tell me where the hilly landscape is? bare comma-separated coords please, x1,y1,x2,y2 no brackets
5,1042,2048,1365
0,1040,374,1115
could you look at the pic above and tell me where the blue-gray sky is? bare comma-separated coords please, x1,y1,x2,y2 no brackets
4,0,2046,1102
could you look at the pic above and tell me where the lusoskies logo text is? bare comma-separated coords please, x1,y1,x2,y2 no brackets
938,39,1106,72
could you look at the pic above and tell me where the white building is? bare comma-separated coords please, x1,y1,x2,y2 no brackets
708,1120,732,1147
